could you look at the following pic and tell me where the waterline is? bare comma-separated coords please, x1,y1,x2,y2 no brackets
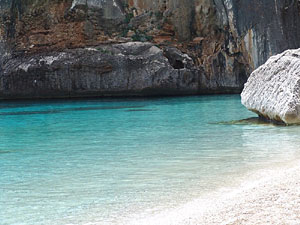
126,158,300,225
1,95,300,225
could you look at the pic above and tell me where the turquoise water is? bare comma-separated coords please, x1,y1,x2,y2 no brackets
1,95,300,225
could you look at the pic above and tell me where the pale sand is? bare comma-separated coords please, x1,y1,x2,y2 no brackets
127,160,300,225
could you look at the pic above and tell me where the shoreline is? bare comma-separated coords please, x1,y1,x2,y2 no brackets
0,93,242,101
126,159,300,225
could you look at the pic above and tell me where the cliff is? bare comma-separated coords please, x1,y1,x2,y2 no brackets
0,0,299,99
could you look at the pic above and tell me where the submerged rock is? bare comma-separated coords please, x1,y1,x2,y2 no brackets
241,49,300,125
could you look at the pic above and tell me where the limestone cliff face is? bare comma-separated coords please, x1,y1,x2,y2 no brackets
1,42,202,98
0,0,299,98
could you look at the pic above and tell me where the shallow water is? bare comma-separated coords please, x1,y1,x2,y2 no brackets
1,95,300,225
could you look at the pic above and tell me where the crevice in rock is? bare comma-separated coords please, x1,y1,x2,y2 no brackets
163,47,188,70
172,60,184,69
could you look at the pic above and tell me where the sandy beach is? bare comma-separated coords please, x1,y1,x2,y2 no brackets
128,159,300,225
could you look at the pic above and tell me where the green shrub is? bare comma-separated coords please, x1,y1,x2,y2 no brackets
124,12,134,24
155,11,163,20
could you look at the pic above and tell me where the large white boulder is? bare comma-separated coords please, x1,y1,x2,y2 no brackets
241,49,300,124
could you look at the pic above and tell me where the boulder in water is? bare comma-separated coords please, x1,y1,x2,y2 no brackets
241,49,300,125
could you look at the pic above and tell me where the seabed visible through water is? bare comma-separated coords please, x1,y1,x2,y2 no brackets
1,95,300,225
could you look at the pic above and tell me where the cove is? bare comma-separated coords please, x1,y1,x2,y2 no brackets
1,95,300,225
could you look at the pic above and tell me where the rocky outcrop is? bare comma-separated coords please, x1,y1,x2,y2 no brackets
241,49,300,125
0,42,205,99
0,0,299,98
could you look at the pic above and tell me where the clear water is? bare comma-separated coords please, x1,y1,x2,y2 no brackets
1,95,300,225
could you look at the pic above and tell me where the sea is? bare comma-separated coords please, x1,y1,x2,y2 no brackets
1,95,300,225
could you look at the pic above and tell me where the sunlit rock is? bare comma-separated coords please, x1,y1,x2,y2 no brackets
241,49,300,125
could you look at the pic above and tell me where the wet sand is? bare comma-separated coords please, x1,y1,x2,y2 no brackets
128,160,300,225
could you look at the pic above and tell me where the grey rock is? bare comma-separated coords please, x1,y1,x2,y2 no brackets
241,49,300,125
0,0,299,99
71,0,125,20
163,47,194,70
219,0,300,69
0,42,201,99
0,0,10,11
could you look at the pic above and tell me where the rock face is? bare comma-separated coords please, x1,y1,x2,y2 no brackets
0,0,300,98
241,49,300,125
1,42,203,99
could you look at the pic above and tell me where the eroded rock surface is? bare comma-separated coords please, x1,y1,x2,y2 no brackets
241,49,300,125
0,0,299,98
1,42,203,99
